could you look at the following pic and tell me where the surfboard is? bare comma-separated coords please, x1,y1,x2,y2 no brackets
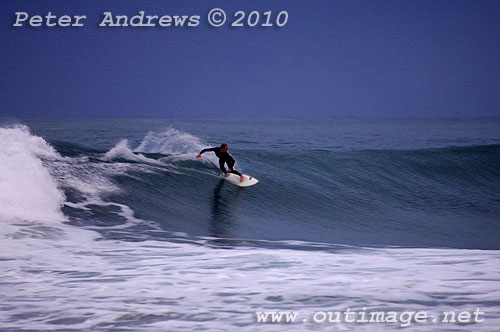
223,173,259,187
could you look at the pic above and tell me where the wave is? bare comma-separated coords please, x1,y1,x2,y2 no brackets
2,121,499,331
102,139,162,165
2,124,498,248
2,221,500,331
0,125,66,223
134,127,204,155
134,127,220,165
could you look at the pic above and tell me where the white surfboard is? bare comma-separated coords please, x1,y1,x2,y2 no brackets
223,173,259,187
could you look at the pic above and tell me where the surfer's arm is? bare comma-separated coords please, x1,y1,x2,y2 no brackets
200,147,218,154
219,159,227,173
196,147,217,158
224,156,242,176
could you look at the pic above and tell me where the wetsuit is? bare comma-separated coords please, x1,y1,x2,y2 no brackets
199,147,242,176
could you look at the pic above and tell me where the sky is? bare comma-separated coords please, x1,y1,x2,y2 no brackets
1,0,499,118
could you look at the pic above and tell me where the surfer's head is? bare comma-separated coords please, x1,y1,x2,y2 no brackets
220,143,228,152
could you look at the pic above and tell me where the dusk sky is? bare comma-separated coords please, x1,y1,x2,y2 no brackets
1,0,499,118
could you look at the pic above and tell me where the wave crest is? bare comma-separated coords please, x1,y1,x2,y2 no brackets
0,125,66,223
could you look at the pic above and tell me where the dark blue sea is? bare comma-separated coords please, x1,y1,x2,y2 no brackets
1,118,499,331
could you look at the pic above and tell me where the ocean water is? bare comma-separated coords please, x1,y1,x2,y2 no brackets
1,117,499,331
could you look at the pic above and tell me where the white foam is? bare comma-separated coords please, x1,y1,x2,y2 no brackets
0,125,66,223
135,128,204,155
103,139,162,164
134,128,221,166
49,159,123,198
1,223,499,331
49,156,160,229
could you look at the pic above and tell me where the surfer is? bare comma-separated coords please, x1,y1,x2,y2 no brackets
196,143,245,182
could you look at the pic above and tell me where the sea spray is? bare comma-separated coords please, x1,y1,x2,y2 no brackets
0,125,66,223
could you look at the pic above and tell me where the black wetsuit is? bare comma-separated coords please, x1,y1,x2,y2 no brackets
199,147,242,176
